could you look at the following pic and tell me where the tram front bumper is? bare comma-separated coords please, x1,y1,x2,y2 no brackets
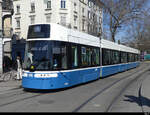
22,73,70,90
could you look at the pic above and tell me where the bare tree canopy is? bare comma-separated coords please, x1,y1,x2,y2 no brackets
122,12,150,53
100,0,148,42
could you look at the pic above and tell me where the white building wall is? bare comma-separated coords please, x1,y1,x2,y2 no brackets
12,0,103,40
0,0,2,31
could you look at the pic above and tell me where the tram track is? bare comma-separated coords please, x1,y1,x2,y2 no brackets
106,70,150,112
73,63,150,112
0,84,52,108
105,70,148,112
0,93,44,108
0,85,64,108
0,89,48,108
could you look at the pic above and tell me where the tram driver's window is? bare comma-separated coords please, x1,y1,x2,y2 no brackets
52,42,68,70
53,47,61,70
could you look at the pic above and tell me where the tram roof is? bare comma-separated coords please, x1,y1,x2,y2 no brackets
27,23,101,47
101,39,140,54
27,23,139,54
50,23,101,47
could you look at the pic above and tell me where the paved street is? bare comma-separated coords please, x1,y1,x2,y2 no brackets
0,62,149,112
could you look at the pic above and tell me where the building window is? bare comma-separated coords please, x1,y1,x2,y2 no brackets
46,14,51,23
16,5,20,14
31,2,35,13
60,15,66,26
82,19,85,31
16,18,20,28
74,16,77,28
88,11,91,19
82,8,85,16
74,2,77,12
61,0,66,9
47,0,51,9
30,16,35,24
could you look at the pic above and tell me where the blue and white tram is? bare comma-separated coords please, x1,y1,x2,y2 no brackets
101,39,140,77
22,23,140,90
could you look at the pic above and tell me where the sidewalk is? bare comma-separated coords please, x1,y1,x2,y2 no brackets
0,80,22,92
0,69,22,92
141,73,150,112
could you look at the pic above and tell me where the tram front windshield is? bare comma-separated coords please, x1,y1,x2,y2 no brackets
23,41,68,71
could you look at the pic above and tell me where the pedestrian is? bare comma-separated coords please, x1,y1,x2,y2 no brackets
16,56,22,80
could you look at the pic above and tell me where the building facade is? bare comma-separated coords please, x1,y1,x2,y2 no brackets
0,0,2,33
12,0,103,39
2,0,13,38
0,0,3,73
2,0,13,60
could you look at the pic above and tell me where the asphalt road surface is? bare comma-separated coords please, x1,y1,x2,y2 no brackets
0,62,149,112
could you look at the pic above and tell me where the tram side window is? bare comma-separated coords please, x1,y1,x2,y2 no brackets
81,47,88,67
52,42,68,70
121,52,127,63
61,44,67,69
128,53,132,62
71,45,78,68
135,54,139,61
138,54,140,61
91,48,96,66
135,54,138,61
102,49,120,65
132,54,135,62
135,54,137,62
87,47,92,66
96,48,100,66
131,53,135,62
124,52,128,63
112,50,120,64
133,54,136,62
102,49,111,66
81,46,100,67
127,53,130,62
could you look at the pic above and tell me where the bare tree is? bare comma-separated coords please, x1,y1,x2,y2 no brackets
121,11,150,53
100,0,148,42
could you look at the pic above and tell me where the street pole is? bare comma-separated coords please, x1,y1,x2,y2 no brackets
0,0,3,74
